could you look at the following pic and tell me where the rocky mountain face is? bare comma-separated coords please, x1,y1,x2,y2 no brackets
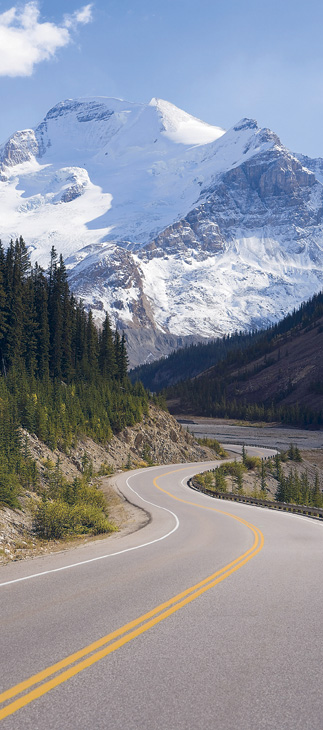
0,98,323,365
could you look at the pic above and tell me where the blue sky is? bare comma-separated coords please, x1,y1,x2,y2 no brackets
0,0,323,156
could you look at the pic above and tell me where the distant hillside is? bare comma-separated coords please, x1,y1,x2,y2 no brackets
129,330,264,391
140,291,323,428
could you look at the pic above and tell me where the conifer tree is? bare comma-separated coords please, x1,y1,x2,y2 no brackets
312,471,321,507
114,330,129,380
49,253,67,378
0,241,7,362
242,444,246,465
99,313,117,379
300,470,310,505
34,265,50,381
260,460,267,496
23,275,38,377
6,238,30,366
86,310,99,379
61,286,74,382
275,472,286,502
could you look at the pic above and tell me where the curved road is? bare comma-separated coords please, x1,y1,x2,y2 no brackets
0,453,322,729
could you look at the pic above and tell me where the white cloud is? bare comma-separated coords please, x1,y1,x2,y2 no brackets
0,2,93,77
64,4,93,29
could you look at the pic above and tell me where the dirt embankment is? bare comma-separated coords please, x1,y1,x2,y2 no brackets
0,405,215,564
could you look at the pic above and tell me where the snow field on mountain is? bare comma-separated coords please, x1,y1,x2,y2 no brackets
1,95,323,362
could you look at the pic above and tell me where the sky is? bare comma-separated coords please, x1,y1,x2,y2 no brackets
0,0,323,157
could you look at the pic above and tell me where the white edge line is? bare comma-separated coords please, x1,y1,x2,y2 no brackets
0,470,180,588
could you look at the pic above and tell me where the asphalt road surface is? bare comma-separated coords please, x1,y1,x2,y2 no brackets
1,451,323,730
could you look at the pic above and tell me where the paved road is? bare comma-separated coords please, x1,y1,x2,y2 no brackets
1,453,323,729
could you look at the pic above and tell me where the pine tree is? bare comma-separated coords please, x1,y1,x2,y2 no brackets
214,468,227,492
0,241,7,368
275,472,286,502
260,459,267,497
49,254,68,378
99,313,117,379
312,471,321,508
61,286,74,382
34,265,50,381
23,275,38,377
242,444,247,465
115,331,129,380
86,310,99,380
300,471,310,505
6,238,30,366
235,464,244,494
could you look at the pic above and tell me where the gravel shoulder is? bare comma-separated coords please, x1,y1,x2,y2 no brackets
0,475,149,565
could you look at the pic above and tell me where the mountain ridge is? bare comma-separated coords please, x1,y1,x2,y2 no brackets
0,96,323,365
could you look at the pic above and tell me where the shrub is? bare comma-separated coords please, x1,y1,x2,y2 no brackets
197,437,228,458
244,455,261,470
34,500,71,539
34,498,115,539
69,503,115,535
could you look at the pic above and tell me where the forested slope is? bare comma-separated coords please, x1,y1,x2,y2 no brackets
167,291,323,427
0,237,148,510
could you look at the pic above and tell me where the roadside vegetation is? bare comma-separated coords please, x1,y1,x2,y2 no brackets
196,436,228,459
194,444,323,509
34,457,115,539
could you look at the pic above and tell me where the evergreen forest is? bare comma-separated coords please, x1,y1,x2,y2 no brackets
0,237,148,510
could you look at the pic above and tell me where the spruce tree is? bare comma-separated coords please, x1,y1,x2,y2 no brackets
99,313,117,379
34,265,50,381
0,241,7,367
86,310,99,379
260,460,267,496
312,472,321,508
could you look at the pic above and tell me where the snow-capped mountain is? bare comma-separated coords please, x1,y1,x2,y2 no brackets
1,97,323,365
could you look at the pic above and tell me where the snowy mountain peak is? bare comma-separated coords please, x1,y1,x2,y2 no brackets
148,97,225,145
233,118,259,132
32,96,226,164
0,96,322,365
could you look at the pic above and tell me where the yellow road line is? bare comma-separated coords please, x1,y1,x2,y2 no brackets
154,468,265,526
0,467,264,722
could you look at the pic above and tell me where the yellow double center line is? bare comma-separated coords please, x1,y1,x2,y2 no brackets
0,469,264,722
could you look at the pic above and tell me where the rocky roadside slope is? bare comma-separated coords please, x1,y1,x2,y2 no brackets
0,405,216,564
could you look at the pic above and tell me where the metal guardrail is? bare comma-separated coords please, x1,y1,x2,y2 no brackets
188,479,323,520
